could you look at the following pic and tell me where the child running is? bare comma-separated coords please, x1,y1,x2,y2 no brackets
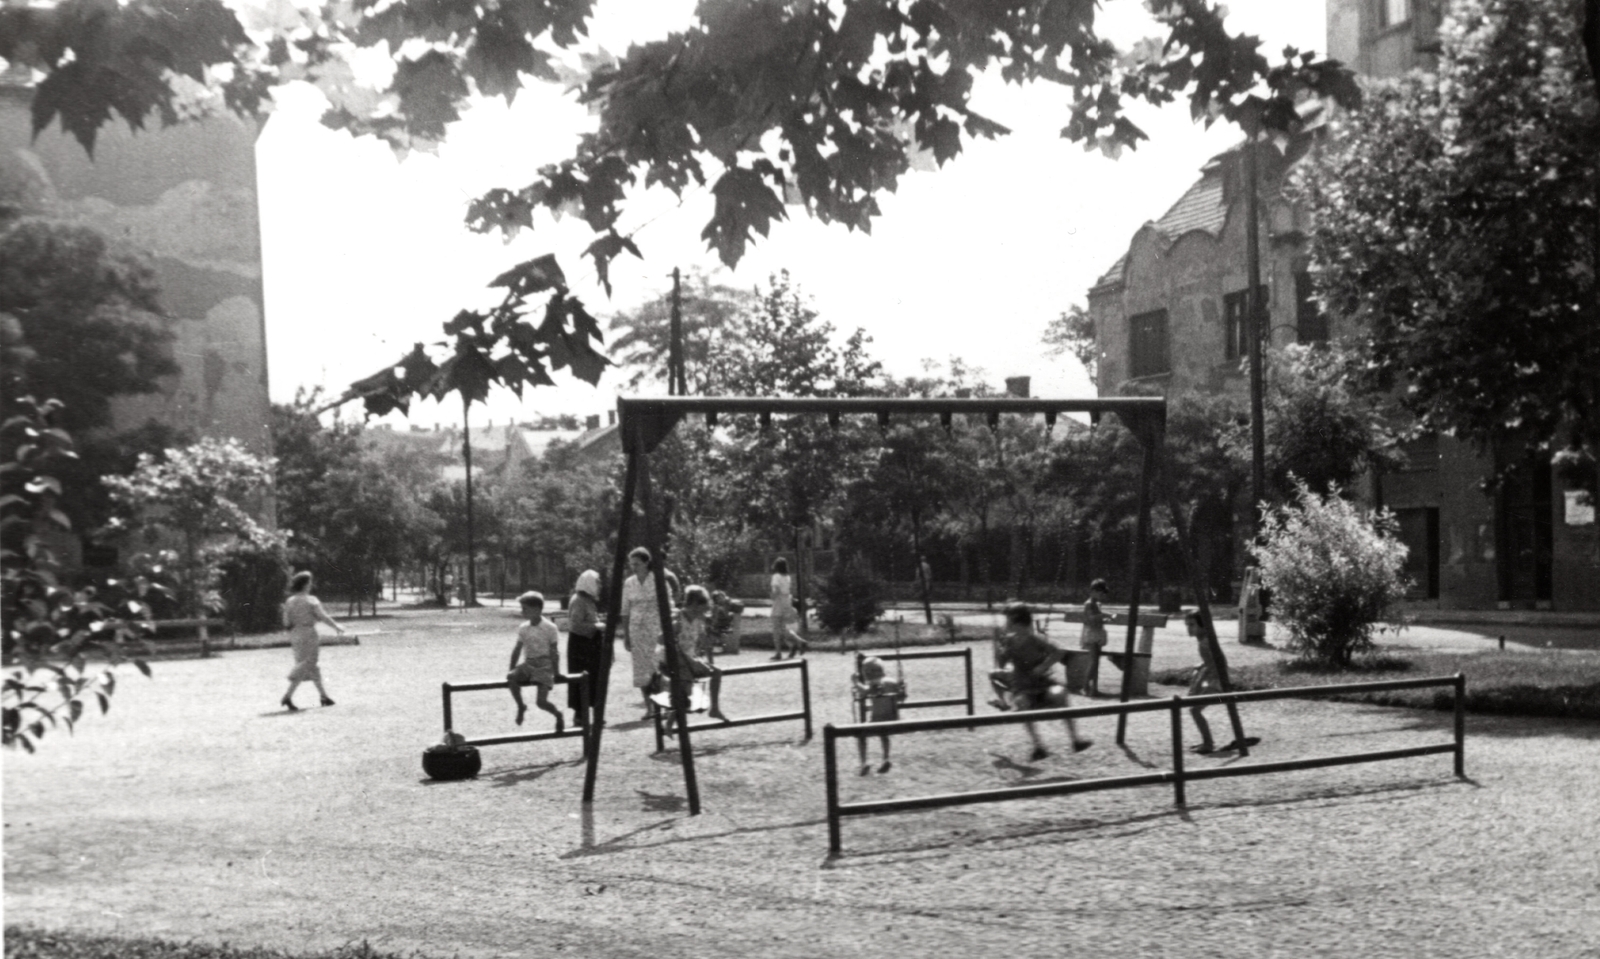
994,601,1092,762
1186,610,1220,753
506,591,564,732
853,656,906,775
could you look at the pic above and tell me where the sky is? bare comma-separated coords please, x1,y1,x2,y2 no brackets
254,1,1327,431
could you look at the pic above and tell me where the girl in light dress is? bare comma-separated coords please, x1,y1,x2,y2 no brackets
281,571,346,711
768,557,810,660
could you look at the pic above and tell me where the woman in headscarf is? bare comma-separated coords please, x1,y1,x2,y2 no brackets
565,569,607,727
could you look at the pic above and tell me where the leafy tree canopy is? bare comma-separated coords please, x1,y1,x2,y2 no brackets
1297,0,1600,466
2,0,1362,418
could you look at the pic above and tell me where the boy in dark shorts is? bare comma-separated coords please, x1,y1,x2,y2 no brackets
506,591,564,731
994,602,1092,761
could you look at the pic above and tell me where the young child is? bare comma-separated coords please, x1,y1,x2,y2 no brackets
506,591,564,732
662,585,728,733
995,602,1093,762
1078,578,1110,695
1185,611,1220,753
853,656,906,774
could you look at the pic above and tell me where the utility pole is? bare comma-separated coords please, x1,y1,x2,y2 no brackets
668,267,686,396
1243,125,1268,534
462,394,477,608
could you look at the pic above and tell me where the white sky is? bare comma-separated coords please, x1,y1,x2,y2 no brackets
255,1,1326,430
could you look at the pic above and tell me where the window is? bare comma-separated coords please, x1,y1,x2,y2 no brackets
1295,272,1329,344
1378,0,1410,28
1223,287,1266,361
1398,433,1440,472
1129,309,1169,378
1394,507,1439,599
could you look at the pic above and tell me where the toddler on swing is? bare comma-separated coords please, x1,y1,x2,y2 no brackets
853,657,906,775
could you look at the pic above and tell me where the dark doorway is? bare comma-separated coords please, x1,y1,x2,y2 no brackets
1496,456,1553,606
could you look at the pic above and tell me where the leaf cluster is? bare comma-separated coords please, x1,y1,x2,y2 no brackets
342,254,610,419
2,398,156,753
1296,0,1599,463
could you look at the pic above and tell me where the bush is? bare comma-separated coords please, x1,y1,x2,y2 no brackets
216,541,289,634
1250,481,1409,666
813,559,885,634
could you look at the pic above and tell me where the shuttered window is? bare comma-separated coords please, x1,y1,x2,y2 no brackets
1129,310,1169,378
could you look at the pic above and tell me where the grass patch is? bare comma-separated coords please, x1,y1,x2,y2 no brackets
1153,650,1600,720
3,929,438,959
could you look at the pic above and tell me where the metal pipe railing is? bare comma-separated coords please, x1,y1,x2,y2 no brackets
823,673,1467,854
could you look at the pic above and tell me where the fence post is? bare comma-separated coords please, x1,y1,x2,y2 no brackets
823,723,841,855
441,682,453,735
963,647,975,718
1170,695,1187,807
801,658,814,741
1453,672,1466,778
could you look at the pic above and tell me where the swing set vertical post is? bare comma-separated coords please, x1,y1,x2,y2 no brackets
800,658,814,741
1117,429,1158,745
638,441,701,815
1170,695,1187,807
583,446,639,804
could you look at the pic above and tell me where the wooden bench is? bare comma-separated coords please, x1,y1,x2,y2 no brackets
1047,610,1169,696
146,618,234,657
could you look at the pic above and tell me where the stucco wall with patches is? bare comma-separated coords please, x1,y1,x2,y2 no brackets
0,85,272,462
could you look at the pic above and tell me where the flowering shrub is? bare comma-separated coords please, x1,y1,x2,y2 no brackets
104,438,283,623
1251,481,1410,666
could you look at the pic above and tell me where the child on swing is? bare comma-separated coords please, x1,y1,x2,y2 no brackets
853,656,906,775
994,602,1093,761
506,591,564,732
661,585,729,733
1186,610,1221,753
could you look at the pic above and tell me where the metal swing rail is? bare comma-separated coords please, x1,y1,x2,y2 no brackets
823,673,1468,854
653,657,814,752
441,672,591,750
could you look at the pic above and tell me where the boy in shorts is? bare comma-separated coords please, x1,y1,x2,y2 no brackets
506,591,564,732
995,602,1093,761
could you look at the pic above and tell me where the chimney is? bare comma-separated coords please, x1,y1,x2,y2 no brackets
586,414,601,430
1005,376,1031,398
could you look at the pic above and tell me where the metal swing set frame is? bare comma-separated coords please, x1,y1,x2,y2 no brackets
579,394,1251,815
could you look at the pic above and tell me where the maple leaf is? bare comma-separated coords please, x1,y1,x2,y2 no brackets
583,230,642,298
701,166,787,268
490,254,567,297
432,344,499,407
391,50,469,142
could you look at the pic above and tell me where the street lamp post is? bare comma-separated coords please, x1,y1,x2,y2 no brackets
1243,127,1268,534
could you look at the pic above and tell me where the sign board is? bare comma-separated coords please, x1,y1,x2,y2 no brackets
1565,489,1595,526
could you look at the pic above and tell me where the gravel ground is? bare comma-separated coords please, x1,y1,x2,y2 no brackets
4,606,1598,959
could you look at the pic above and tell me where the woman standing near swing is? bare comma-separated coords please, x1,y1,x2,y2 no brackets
620,547,665,719
280,571,346,711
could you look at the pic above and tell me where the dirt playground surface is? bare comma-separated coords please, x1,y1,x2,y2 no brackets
5,605,1599,958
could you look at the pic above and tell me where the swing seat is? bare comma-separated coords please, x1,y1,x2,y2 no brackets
650,679,711,713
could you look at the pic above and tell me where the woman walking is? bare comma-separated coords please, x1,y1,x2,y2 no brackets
565,569,608,728
619,547,665,719
769,557,810,660
281,571,346,711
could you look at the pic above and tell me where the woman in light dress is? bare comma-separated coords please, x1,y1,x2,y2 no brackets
619,547,665,718
280,571,346,711
768,557,809,660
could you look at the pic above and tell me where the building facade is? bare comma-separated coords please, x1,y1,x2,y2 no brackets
1085,0,1598,610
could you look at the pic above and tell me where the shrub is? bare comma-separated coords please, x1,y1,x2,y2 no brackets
814,559,885,634
216,541,290,634
1250,480,1409,666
